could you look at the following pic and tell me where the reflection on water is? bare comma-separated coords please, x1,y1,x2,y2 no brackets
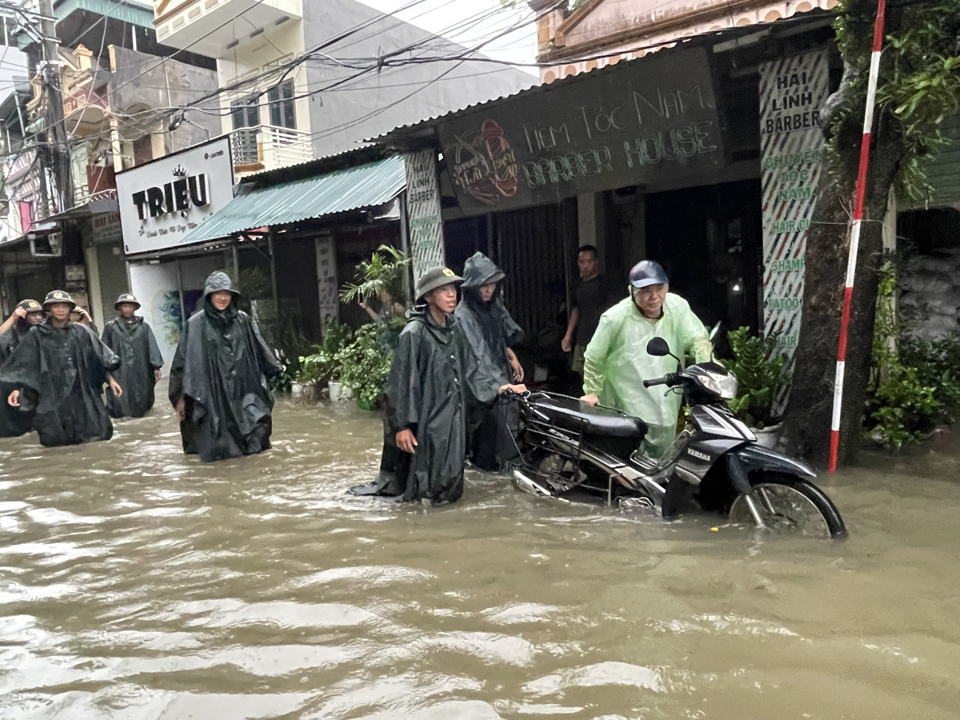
0,397,958,719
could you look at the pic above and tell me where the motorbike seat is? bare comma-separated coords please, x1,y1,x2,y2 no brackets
528,394,647,439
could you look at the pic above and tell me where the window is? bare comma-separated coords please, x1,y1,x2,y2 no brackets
267,81,296,130
231,94,259,130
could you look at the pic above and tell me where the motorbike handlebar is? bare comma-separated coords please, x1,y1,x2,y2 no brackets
643,373,678,389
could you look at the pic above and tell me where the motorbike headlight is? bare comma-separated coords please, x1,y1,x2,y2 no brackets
698,371,739,400
716,373,739,400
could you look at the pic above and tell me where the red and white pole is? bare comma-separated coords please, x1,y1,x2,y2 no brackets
828,0,888,472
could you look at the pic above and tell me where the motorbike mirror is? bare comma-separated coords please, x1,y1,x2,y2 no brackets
646,337,671,357
709,322,721,342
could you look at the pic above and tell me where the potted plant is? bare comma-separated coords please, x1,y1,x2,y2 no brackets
295,321,353,401
726,326,790,443
337,324,393,410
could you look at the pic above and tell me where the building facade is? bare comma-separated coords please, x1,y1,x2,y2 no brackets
531,0,839,83
152,0,537,168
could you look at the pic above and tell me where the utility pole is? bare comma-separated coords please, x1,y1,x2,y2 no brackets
36,0,72,217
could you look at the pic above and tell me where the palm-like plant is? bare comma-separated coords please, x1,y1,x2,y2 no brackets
340,245,411,304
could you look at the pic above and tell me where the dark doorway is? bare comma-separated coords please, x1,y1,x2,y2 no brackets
645,179,762,332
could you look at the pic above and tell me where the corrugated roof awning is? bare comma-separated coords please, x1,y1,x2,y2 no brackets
181,156,407,245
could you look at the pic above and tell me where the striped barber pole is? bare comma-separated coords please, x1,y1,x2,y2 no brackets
829,0,888,472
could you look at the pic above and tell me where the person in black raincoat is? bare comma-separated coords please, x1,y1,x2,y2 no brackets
102,293,164,419
169,271,281,463
0,299,45,437
351,267,527,504
1,291,122,447
455,252,526,471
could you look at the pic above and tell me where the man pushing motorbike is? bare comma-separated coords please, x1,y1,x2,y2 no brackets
581,260,712,459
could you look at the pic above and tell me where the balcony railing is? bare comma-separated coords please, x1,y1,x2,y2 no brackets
230,125,313,173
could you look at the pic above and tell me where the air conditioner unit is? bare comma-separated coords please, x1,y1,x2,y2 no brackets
30,231,62,257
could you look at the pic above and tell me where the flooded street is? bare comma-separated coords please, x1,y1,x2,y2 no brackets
0,397,958,719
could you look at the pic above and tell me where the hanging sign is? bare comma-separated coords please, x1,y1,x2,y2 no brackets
437,46,724,215
117,137,233,255
404,150,445,282
759,49,830,376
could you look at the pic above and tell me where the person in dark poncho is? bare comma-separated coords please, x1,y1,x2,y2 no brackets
455,252,526,472
0,299,45,437
101,293,164,419
351,267,526,505
1,291,122,447
168,271,281,463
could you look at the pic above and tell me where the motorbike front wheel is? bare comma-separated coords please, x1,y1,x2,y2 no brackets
728,473,847,540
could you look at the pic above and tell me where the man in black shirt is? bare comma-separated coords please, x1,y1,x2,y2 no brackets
562,245,611,375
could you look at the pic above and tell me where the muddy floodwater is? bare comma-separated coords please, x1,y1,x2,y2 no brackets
0,396,958,719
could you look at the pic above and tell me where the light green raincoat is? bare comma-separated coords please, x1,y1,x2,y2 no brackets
583,293,711,457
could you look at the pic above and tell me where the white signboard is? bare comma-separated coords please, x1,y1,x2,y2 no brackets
760,50,829,374
117,137,234,255
404,150,445,282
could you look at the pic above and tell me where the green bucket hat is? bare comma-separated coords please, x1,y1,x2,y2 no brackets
17,299,42,313
115,293,141,310
43,290,76,309
416,267,463,303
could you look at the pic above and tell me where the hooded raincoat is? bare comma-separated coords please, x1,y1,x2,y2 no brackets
454,252,525,471
583,293,711,457
102,316,164,418
0,320,119,446
168,272,281,463
0,319,37,436
352,308,467,504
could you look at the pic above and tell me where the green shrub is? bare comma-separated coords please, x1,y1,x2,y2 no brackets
337,324,393,408
864,262,960,447
296,320,353,388
725,326,790,428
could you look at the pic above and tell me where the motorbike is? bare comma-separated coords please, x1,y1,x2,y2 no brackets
510,335,847,539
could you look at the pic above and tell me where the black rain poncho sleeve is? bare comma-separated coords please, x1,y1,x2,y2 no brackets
0,323,119,447
353,313,467,504
0,324,33,437
168,302,280,463
102,318,164,419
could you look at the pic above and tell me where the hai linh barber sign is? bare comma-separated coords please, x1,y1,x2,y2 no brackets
116,137,234,255
760,49,829,375
437,46,724,215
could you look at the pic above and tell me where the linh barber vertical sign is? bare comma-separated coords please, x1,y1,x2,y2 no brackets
404,150,445,283
759,49,829,403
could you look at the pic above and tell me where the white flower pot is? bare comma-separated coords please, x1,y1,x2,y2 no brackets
753,423,782,449
328,381,353,402
291,382,303,398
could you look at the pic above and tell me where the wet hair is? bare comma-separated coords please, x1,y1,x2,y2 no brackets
578,245,598,259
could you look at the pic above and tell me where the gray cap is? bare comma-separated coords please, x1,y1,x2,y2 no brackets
416,267,463,301
629,260,669,289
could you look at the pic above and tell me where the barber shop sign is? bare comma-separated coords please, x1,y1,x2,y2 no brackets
116,137,234,255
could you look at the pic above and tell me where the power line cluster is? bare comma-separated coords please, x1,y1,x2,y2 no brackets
0,0,840,174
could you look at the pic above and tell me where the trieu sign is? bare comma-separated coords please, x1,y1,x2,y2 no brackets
116,137,234,254
437,46,725,215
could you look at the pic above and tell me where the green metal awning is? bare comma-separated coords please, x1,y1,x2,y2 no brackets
182,156,407,245
56,0,155,30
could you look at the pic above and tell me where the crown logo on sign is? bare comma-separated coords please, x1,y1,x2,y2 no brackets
172,165,187,178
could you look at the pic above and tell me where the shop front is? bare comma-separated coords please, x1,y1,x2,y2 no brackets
116,136,237,366
377,14,839,382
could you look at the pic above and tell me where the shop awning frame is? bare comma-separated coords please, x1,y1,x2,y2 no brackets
180,155,407,245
